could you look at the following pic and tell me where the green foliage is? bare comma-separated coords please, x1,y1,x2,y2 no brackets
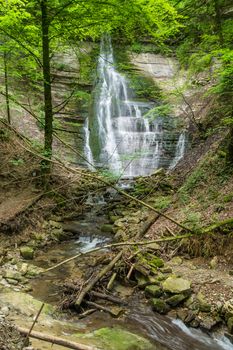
178,152,232,204
9,158,25,166
145,104,172,120
0,129,10,141
100,169,119,182
182,209,202,230
152,195,172,210
128,74,162,101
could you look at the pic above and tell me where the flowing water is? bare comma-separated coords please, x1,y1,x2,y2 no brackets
84,36,186,176
30,195,232,350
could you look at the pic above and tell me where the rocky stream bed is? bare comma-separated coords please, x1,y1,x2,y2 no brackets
0,185,233,350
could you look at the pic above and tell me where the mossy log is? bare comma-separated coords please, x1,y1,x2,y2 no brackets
16,326,97,350
200,217,233,234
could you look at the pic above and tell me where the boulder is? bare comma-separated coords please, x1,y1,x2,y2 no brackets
209,256,218,269
160,267,172,274
169,256,183,265
151,298,170,314
100,224,114,233
166,294,187,307
227,317,233,334
197,293,211,313
162,277,191,294
3,270,23,282
223,299,233,320
145,285,163,298
20,246,34,260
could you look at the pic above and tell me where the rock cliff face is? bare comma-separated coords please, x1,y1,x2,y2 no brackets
130,53,187,117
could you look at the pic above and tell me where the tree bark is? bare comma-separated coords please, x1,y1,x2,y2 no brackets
3,51,11,124
214,0,224,46
227,126,233,163
16,326,97,350
41,0,53,169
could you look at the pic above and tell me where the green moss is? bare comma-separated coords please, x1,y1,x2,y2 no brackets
77,327,154,350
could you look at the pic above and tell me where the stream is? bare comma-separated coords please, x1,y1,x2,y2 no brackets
29,196,232,350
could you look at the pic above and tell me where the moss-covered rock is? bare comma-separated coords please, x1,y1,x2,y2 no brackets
196,293,211,313
151,257,164,268
100,224,114,233
162,277,191,294
20,246,34,260
3,270,23,282
227,317,233,334
151,298,170,314
166,294,187,307
77,327,154,350
145,285,163,298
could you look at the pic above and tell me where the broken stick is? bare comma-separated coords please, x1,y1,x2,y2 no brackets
75,251,123,309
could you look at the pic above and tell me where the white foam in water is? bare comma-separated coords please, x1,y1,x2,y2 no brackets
78,235,109,253
172,319,233,350
214,337,233,350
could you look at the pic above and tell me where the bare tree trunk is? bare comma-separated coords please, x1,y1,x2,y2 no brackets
3,51,11,124
41,0,53,172
214,0,224,46
227,125,233,163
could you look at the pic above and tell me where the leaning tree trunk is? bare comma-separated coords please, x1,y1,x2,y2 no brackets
41,0,53,176
214,0,224,47
3,51,11,124
227,125,233,164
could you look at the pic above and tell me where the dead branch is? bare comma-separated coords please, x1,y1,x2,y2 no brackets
89,291,125,305
107,272,117,291
85,301,123,317
23,303,44,348
16,326,98,350
75,251,123,308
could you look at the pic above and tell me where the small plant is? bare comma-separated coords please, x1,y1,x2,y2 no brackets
153,195,172,210
9,158,25,166
182,210,202,231
0,129,10,141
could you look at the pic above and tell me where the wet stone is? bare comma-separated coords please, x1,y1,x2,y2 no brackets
162,277,191,294
166,293,187,307
150,298,170,314
227,317,233,334
145,285,163,298
3,270,23,282
20,246,34,260
100,224,114,233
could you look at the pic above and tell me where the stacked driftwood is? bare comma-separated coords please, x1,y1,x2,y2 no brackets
60,244,163,318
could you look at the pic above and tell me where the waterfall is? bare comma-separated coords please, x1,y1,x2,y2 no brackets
84,36,186,177
83,118,94,169
169,132,186,169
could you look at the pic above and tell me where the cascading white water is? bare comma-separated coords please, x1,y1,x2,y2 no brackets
83,118,94,169
169,132,186,169
84,36,186,177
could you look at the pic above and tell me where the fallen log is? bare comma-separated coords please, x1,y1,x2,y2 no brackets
85,301,123,317
16,326,98,350
89,291,125,305
75,251,123,309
